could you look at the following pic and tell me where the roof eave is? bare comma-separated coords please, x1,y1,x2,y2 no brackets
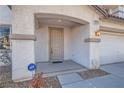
91,5,124,21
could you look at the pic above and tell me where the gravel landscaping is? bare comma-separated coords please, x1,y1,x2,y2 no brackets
44,76,61,88
0,76,61,88
78,69,110,80
0,65,110,88
0,64,61,88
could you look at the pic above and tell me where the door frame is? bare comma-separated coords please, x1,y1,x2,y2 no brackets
48,27,64,62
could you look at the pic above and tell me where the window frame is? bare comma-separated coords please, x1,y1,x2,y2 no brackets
0,25,12,50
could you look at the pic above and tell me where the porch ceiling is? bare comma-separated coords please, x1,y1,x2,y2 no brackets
35,13,88,28
37,18,83,27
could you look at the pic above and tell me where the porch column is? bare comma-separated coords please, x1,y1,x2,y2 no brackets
89,20,100,69
11,7,35,81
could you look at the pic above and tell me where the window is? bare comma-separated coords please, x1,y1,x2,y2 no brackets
0,26,11,49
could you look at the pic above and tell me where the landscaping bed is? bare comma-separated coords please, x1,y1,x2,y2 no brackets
78,69,110,80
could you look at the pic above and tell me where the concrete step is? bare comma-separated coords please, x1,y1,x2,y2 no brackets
42,68,87,78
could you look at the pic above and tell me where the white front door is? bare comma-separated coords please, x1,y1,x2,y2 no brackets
49,27,64,62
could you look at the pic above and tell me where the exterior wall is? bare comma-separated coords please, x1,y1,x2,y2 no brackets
35,24,72,62
0,5,12,25
12,5,99,23
89,21,100,69
12,6,35,81
35,25,48,62
64,27,72,60
12,40,35,81
71,24,90,68
12,5,100,81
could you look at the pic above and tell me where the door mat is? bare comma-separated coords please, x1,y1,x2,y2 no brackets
52,61,63,63
78,69,110,80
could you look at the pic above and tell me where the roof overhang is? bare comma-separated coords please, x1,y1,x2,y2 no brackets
91,5,124,21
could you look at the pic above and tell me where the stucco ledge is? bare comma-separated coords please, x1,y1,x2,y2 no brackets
84,38,101,42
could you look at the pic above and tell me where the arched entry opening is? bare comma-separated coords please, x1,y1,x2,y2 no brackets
34,13,90,77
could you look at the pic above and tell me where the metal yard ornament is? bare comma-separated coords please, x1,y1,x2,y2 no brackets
28,63,37,78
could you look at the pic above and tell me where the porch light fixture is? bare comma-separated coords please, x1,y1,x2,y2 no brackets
95,31,101,37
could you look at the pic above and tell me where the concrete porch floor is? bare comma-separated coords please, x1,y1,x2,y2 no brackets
36,60,86,77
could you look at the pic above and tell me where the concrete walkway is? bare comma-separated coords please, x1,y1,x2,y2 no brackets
101,62,124,79
57,62,124,88
57,73,94,88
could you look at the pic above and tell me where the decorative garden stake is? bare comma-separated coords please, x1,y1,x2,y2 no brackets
28,63,37,78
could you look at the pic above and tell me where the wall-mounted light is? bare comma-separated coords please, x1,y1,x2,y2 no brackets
95,31,101,37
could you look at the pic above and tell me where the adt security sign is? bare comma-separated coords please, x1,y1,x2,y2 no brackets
28,63,36,71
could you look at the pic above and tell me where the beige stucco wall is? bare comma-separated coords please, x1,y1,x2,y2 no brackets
12,40,35,81
12,6,35,81
12,5,99,23
71,24,90,68
12,5,100,81
89,20,100,69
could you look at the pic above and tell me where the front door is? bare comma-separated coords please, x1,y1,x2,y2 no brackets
49,27,64,62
